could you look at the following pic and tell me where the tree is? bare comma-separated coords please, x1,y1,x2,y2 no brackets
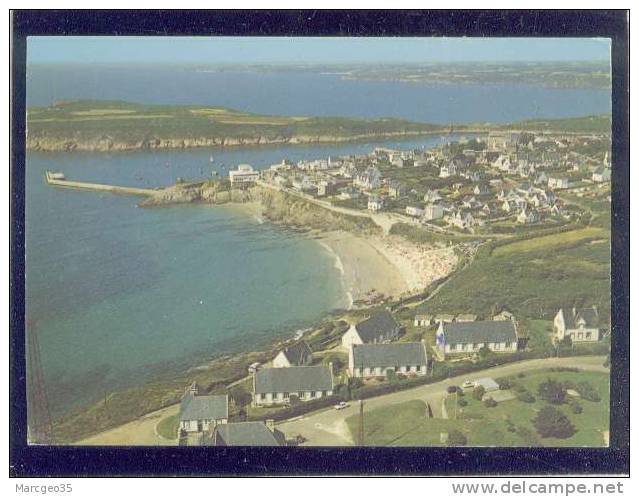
575,382,601,402
478,345,493,360
446,429,468,447
517,391,536,403
484,397,498,408
386,369,398,383
559,336,573,348
533,406,576,439
538,378,567,405
473,385,485,401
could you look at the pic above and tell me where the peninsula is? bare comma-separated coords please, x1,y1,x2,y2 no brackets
26,100,611,152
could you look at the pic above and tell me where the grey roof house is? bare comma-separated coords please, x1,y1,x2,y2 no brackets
436,320,518,356
349,342,429,377
179,383,229,433
253,365,334,406
201,421,287,446
553,307,601,343
341,309,400,349
273,341,313,368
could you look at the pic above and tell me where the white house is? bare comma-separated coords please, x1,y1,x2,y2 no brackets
367,195,385,212
273,341,313,368
553,307,601,343
439,163,457,178
354,166,382,190
406,206,425,217
414,313,433,327
253,366,334,406
179,383,228,434
436,320,519,357
517,208,541,224
349,342,429,378
341,310,400,349
548,176,571,189
229,164,260,185
592,168,611,183
423,204,444,221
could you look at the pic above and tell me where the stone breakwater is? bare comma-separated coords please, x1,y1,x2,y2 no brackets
26,129,457,152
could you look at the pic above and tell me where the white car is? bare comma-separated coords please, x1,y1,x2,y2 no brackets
462,380,474,389
334,401,349,410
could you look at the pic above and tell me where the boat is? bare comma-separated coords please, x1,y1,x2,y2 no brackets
209,155,214,163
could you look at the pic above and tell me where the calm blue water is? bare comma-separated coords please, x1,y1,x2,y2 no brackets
26,136,459,417
26,65,611,123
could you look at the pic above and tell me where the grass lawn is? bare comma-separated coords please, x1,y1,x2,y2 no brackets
156,414,179,440
446,370,610,447
346,400,465,446
346,371,609,447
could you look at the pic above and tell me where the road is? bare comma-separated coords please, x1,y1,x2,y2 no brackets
277,355,608,446
78,404,179,446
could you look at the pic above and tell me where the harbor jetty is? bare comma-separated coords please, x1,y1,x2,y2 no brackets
45,171,157,197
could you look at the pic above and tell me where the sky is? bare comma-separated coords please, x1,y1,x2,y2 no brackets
27,36,611,65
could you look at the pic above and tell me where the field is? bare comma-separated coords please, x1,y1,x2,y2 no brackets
26,100,612,151
26,100,445,147
492,227,608,256
346,370,609,447
417,213,611,324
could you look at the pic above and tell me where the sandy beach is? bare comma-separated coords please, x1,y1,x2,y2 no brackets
318,231,458,305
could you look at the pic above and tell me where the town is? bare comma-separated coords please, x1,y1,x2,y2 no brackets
229,130,611,236
162,129,611,447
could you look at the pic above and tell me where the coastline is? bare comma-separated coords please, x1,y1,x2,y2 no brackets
316,230,458,305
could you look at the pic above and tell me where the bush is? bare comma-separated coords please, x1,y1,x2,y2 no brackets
576,382,601,402
484,397,498,408
473,385,485,400
458,398,468,407
446,429,468,447
517,426,540,445
533,406,576,439
517,391,536,403
538,378,567,404
497,378,513,390
478,346,493,360
571,402,583,414
447,385,459,394
386,369,398,383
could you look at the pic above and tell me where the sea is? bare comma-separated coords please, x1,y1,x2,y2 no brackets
24,64,611,418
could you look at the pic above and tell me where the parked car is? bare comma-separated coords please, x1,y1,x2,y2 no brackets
334,401,349,410
462,380,474,389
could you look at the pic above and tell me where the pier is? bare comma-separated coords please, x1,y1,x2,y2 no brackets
45,171,157,197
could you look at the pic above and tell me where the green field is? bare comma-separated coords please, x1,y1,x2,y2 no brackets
27,100,612,151
417,221,611,324
26,100,444,147
346,371,609,447
492,227,608,256
156,414,179,440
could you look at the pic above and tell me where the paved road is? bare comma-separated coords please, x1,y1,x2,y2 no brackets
277,355,608,446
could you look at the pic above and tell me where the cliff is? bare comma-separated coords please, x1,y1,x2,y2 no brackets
141,182,381,235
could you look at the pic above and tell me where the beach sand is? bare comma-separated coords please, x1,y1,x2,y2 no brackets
318,231,408,305
318,231,458,305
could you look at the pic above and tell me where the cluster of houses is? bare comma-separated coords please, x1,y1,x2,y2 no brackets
178,302,603,445
227,130,609,235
